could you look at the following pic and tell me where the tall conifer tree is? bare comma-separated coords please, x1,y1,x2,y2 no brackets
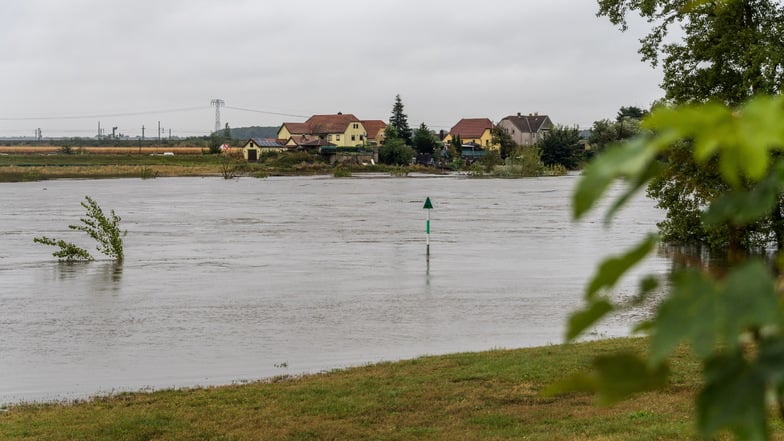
389,94,412,146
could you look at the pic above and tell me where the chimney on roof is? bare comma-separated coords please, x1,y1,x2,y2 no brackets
337,111,343,115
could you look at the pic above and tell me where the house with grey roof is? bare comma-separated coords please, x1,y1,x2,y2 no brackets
497,113,553,146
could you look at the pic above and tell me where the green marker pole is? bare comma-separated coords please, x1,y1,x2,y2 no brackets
423,197,433,258
426,209,430,257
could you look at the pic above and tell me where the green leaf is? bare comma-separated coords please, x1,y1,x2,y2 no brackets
566,299,613,341
703,166,784,226
628,275,660,307
758,336,784,385
544,353,669,406
586,234,658,299
650,261,782,364
643,97,784,188
649,270,720,364
698,352,767,441
572,138,658,220
721,260,781,343
603,159,664,224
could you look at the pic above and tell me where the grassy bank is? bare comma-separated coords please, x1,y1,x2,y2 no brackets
0,152,436,181
1,337,760,440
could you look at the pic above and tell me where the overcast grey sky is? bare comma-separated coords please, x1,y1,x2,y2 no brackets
0,0,662,138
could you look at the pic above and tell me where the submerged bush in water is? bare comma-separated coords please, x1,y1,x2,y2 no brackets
33,236,93,262
69,196,125,262
35,196,125,263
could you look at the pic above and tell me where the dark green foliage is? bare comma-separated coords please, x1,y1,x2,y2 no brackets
389,94,412,145
597,0,784,106
565,94,784,440
479,148,501,173
205,134,223,154
499,145,544,178
33,236,93,262
448,135,462,160
589,117,641,152
616,106,648,122
537,125,583,169
491,126,517,159
69,196,126,262
599,0,784,252
412,123,439,155
34,196,123,263
379,137,414,165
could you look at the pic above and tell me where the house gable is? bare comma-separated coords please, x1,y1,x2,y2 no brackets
279,114,366,147
498,113,553,146
361,120,387,144
443,118,497,149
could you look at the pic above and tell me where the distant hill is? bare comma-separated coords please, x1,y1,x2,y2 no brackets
226,126,279,140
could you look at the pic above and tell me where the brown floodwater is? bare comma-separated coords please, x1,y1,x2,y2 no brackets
0,174,669,404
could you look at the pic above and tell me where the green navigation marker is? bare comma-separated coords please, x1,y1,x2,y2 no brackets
424,197,433,259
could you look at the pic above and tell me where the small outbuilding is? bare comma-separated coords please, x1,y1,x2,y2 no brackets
242,138,287,161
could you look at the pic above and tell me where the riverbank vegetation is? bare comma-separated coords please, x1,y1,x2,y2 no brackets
0,147,558,181
0,337,747,441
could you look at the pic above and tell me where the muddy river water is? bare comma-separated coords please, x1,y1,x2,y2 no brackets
0,174,669,404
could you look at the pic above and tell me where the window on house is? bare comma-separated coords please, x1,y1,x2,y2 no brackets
351,135,356,141
353,123,359,129
360,135,364,141
336,135,341,141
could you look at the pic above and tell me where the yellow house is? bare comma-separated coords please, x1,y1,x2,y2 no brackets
442,118,497,149
361,120,387,146
242,138,287,161
278,113,368,147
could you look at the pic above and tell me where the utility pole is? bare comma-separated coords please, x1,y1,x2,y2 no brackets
157,120,161,142
141,125,145,141
97,121,101,139
210,98,225,134
168,128,171,140
112,126,118,139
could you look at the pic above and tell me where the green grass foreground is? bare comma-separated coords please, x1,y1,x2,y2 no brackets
2,337,766,441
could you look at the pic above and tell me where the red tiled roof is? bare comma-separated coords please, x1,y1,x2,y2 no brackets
361,120,387,140
449,118,494,139
281,114,361,136
305,114,360,134
282,122,310,135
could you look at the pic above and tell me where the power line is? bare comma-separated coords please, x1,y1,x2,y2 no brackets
225,105,309,119
0,106,206,121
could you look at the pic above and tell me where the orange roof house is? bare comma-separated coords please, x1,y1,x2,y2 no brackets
277,113,368,147
442,118,497,149
361,120,387,145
